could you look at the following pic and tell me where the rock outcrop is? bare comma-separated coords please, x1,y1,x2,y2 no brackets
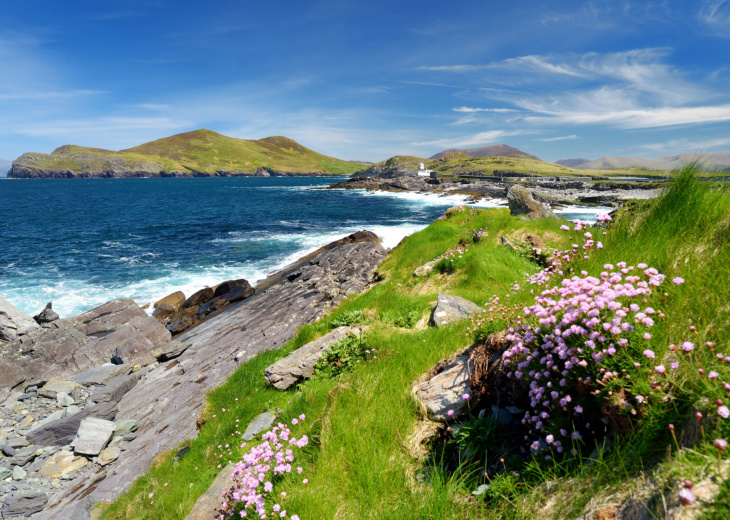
30,232,386,519
507,185,556,219
0,296,39,344
430,293,482,327
33,303,60,327
413,346,474,422
264,326,359,390
0,299,170,402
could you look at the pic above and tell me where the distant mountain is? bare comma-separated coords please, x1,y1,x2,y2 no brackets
0,160,10,177
429,144,542,162
8,130,368,178
555,153,730,172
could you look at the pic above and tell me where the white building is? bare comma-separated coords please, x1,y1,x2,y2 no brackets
414,162,433,177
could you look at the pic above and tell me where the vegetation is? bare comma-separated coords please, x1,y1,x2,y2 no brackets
100,165,729,519
13,130,368,176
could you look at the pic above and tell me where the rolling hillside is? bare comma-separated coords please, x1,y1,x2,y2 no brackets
8,130,368,178
429,143,543,161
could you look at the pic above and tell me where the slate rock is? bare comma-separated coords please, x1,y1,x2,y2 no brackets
1,492,48,517
213,279,252,299
72,417,116,456
242,412,276,441
183,464,235,520
6,438,29,449
57,393,75,407
114,419,140,436
507,185,556,220
72,364,131,387
180,288,214,310
264,326,358,390
0,295,39,344
430,293,482,327
89,373,139,404
98,446,120,466
150,340,192,361
413,351,473,422
27,401,118,446
0,467,11,480
152,302,178,324
12,465,26,480
33,302,60,326
0,445,17,457
39,450,87,478
9,446,37,467
38,380,80,399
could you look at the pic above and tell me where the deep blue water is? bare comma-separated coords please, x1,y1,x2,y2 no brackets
0,177,605,318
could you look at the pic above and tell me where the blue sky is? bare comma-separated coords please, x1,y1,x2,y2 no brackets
1,0,729,163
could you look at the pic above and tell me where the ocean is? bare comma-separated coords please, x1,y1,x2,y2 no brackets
0,177,608,318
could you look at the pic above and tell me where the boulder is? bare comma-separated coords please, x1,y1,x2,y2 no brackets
33,302,60,326
413,351,473,422
264,326,359,390
39,379,80,399
98,446,121,466
73,364,132,387
413,260,437,277
150,340,192,361
9,446,38,467
430,293,481,327
0,295,39,344
39,450,88,478
153,291,185,310
507,185,555,219
152,302,177,324
1,492,48,517
242,412,276,441
72,417,116,456
114,419,140,436
213,279,252,299
184,464,236,520
180,288,215,310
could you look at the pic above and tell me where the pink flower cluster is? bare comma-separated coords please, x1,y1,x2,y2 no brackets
502,261,667,447
218,416,308,519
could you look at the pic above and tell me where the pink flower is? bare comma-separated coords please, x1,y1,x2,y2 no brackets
643,349,655,359
678,488,697,506
682,342,694,352
560,225,570,231
714,439,728,451
672,277,685,285
447,409,455,417
655,365,666,374
302,479,308,484
462,393,470,401
148,493,154,499
718,405,730,419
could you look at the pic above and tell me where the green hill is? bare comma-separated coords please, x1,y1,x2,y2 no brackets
8,129,368,178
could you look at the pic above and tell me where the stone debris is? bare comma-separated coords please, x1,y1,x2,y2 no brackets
264,326,359,390
430,293,481,327
97,446,121,466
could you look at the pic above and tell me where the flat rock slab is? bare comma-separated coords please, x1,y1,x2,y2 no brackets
150,340,192,361
73,364,132,386
430,293,482,327
39,379,80,399
28,401,118,446
413,260,437,277
40,450,88,478
98,446,121,466
72,417,116,456
413,350,473,422
264,326,359,390
1,492,48,517
184,464,235,520
90,373,140,404
242,412,276,441
0,295,39,344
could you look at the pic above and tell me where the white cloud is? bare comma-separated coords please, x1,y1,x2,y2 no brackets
412,130,522,149
641,136,730,152
699,0,730,25
537,135,578,142
453,107,518,113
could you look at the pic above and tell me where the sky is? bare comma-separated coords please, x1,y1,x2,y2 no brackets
1,0,729,164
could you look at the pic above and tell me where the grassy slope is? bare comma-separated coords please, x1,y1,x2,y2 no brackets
100,168,729,519
17,130,367,175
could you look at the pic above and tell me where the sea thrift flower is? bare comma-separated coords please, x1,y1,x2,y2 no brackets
718,406,730,419
447,409,455,417
679,488,697,506
682,342,695,352
462,393,470,401
655,365,666,374
643,350,655,359
714,439,728,451
672,277,685,285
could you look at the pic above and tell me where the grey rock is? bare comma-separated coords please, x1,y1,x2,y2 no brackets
430,293,482,327
183,464,235,520
72,417,115,456
38,380,80,400
242,412,276,441
113,419,140,436
0,295,40,345
9,446,37,466
1,492,47,517
31,410,66,431
57,393,75,407
264,326,359,390
491,406,513,426
149,340,192,361
65,405,81,417
6,438,29,449
72,364,131,387
0,467,11,480
507,185,555,220
121,433,136,442
0,445,17,457
27,401,117,446
11,465,26,480
90,373,139,404
34,302,60,325
97,446,120,466
413,260,437,277
413,350,473,422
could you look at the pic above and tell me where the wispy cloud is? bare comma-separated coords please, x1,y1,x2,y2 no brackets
453,107,518,113
537,135,578,142
15,117,191,139
412,130,522,149
698,0,730,25
641,135,730,152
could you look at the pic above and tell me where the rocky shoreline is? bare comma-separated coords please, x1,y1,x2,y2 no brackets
326,172,663,207
0,231,386,519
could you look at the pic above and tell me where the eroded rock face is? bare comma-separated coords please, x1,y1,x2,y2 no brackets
430,293,482,327
264,326,359,390
0,299,170,400
0,295,40,344
33,233,386,520
413,348,473,422
507,185,556,220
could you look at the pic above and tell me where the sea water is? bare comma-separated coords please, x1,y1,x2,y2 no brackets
0,177,606,318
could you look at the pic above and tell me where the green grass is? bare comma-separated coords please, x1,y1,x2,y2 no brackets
101,167,730,519
15,129,367,176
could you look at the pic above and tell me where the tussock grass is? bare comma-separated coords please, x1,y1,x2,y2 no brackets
102,167,730,519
